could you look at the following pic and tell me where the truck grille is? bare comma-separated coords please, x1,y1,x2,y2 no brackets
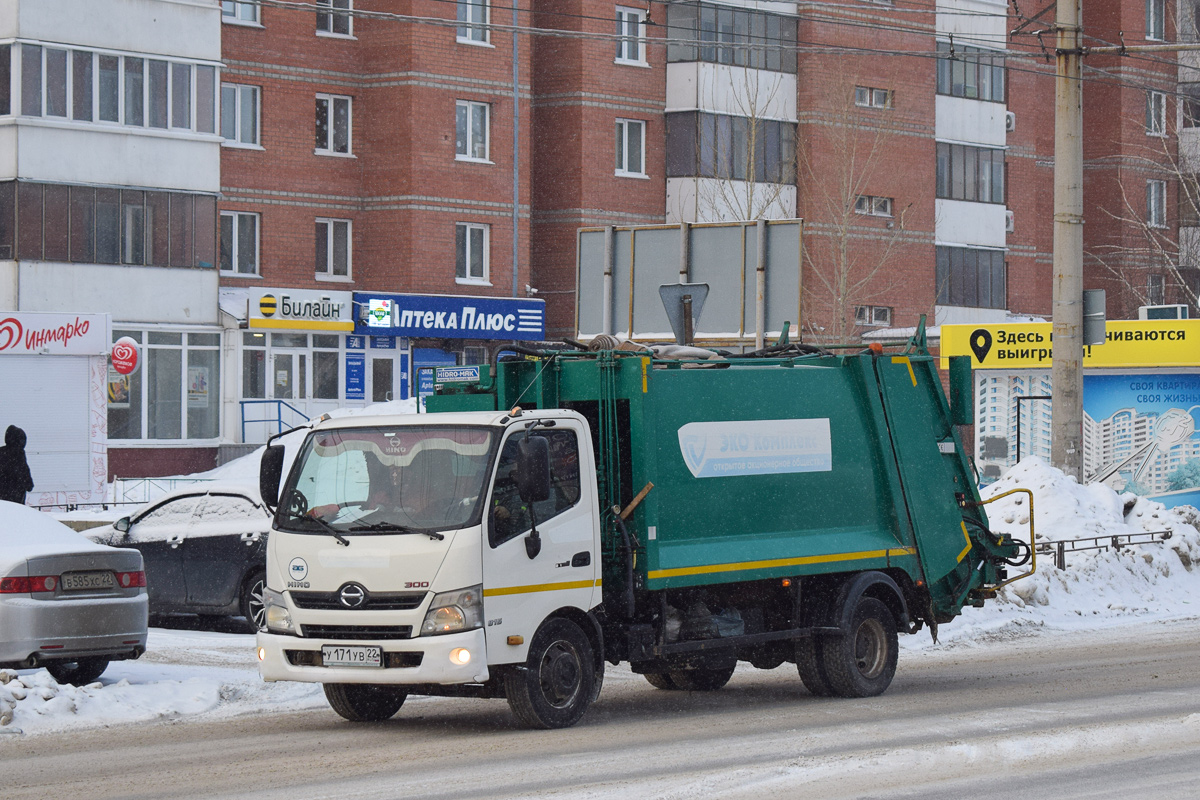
290,590,427,611
286,650,424,668
301,624,413,640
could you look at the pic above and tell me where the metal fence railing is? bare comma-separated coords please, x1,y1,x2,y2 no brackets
1036,530,1173,570
240,399,310,442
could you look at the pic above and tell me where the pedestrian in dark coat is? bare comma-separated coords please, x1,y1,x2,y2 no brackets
0,425,34,505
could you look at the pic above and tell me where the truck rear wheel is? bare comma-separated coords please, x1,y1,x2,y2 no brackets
505,618,595,729
323,683,408,722
668,665,736,691
821,597,898,698
644,672,680,690
795,638,833,696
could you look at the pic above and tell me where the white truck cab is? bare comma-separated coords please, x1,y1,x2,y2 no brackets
256,408,604,727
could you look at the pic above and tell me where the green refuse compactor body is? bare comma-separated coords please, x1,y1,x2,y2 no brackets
425,334,1028,705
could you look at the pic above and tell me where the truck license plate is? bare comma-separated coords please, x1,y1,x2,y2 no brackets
322,645,382,668
61,571,116,591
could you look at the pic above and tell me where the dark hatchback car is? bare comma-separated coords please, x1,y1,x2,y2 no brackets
92,484,270,630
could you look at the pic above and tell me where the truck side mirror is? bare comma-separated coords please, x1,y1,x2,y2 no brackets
260,444,287,509
515,436,551,503
948,356,974,426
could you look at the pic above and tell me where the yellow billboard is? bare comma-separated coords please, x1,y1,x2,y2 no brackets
940,320,1200,369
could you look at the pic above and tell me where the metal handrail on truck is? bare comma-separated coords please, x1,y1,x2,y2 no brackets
1036,530,1173,570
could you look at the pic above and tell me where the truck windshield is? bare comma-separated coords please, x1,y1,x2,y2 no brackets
276,425,497,535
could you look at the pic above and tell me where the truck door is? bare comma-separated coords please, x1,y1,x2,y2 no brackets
874,355,973,586
482,423,599,659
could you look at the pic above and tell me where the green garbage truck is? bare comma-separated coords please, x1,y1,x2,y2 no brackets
256,326,1029,729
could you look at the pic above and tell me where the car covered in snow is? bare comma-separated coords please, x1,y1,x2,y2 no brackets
0,501,148,685
94,484,271,630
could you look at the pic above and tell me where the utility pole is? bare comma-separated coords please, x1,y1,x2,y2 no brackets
1050,0,1084,480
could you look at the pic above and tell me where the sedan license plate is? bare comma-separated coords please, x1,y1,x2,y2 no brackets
61,571,116,591
322,645,382,668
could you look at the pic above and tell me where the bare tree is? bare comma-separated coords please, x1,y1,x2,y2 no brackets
796,77,914,342
684,67,795,222
1086,87,1200,316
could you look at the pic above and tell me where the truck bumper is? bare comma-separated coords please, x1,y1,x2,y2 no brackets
257,628,489,685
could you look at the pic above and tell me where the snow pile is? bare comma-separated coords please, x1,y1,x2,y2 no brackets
1,629,326,735
0,668,218,731
915,456,1200,647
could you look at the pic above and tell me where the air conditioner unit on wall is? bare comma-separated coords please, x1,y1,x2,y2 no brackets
1005,210,1015,233
1005,111,1017,132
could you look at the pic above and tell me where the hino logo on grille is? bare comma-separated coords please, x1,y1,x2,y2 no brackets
338,583,368,608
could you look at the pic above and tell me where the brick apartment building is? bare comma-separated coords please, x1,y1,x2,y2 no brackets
2,0,1190,481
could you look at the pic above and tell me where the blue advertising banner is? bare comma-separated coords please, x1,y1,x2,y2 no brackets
345,354,365,400
354,292,545,341
370,336,395,349
1083,372,1200,509
346,335,366,350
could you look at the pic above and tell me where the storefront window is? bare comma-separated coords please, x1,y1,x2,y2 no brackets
109,329,222,441
187,339,220,439
243,332,267,398
147,334,182,440
108,330,143,440
314,333,339,399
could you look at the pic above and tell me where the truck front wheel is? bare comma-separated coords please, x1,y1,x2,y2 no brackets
505,618,595,729
323,683,408,722
821,597,898,698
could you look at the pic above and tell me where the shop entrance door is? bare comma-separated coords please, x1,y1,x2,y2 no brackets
272,351,307,402
371,357,393,403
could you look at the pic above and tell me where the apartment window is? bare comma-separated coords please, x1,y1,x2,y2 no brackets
315,218,351,278
221,84,260,145
1146,90,1167,135
457,0,489,43
1147,180,1167,227
1184,84,1200,127
317,0,352,36
855,86,892,109
936,42,1006,103
222,1,259,24
0,45,10,116
616,118,646,176
616,7,647,64
6,181,214,268
16,47,214,132
220,211,259,275
1147,0,1165,40
855,195,893,217
666,3,797,74
936,246,1006,309
666,111,795,183
936,142,1005,203
1148,274,1166,305
315,94,352,154
456,223,489,282
855,306,892,326
456,100,489,161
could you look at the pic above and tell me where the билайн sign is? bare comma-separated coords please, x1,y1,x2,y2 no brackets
249,288,354,331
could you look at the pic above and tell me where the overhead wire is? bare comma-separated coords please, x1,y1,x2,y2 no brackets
238,0,1191,101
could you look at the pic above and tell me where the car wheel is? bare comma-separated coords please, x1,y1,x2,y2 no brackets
45,657,110,686
643,672,680,690
667,665,736,691
820,597,898,698
323,683,407,722
240,571,267,632
504,618,595,729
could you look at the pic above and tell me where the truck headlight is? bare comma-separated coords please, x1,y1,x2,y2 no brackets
421,585,483,636
263,587,295,634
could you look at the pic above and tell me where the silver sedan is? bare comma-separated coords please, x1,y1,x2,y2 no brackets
0,501,148,684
